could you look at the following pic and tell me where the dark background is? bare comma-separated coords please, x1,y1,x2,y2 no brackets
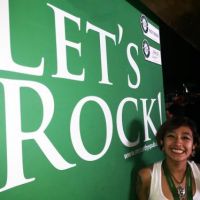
160,23,200,99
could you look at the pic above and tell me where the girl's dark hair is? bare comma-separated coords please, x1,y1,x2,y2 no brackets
156,116,200,149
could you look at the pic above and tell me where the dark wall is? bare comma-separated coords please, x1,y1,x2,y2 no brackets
160,22,200,96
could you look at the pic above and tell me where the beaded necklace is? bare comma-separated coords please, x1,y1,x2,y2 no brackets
162,160,193,200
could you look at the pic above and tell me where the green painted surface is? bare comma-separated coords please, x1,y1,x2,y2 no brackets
0,0,165,199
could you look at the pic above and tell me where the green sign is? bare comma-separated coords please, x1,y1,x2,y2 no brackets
0,0,165,199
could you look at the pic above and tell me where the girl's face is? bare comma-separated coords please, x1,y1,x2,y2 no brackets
162,126,195,162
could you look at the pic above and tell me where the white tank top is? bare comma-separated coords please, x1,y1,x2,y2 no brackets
149,161,200,200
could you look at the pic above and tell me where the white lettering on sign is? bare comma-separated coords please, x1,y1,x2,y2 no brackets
0,0,44,75
0,78,76,192
127,43,140,89
0,0,141,89
86,22,116,85
47,4,85,81
0,77,162,191
117,97,140,147
70,96,113,161
0,0,164,192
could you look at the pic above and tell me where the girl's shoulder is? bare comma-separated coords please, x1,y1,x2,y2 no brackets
136,161,163,199
138,166,153,177
136,166,153,199
137,165,154,186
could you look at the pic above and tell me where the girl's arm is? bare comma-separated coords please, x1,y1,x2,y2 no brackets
136,167,152,200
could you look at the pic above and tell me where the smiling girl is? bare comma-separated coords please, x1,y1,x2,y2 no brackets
136,116,200,200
